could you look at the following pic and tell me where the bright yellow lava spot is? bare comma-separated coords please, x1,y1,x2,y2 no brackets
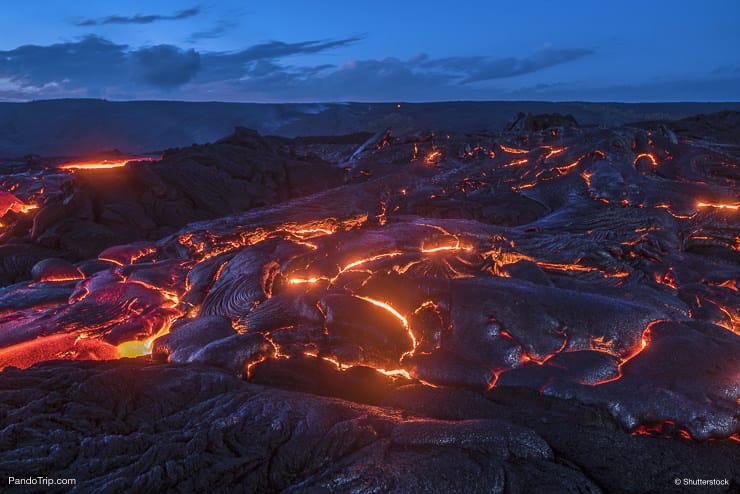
117,337,156,358
289,276,323,285
16,203,39,213
116,318,175,358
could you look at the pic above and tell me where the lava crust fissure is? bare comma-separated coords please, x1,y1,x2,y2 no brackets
1,112,739,492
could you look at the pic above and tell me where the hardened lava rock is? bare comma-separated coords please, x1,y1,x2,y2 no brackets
1,360,738,493
1,111,739,492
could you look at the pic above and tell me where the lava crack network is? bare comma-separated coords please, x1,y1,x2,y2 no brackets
0,116,738,441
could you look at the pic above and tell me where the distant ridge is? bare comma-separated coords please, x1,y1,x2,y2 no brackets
2,99,739,157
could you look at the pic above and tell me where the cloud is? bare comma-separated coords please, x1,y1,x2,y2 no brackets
75,7,200,26
215,49,592,101
425,48,593,83
238,37,365,60
187,19,238,42
132,45,200,87
0,36,202,94
0,36,128,90
498,77,740,102
228,57,459,101
194,37,363,82
0,35,364,98
0,35,613,102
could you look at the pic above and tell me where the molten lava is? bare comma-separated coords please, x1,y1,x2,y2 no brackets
634,152,659,169
425,150,441,165
0,191,37,217
542,146,566,160
59,159,133,170
696,202,739,210
499,144,529,154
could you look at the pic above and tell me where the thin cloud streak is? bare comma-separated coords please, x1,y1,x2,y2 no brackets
75,7,200,26
187,19,238,42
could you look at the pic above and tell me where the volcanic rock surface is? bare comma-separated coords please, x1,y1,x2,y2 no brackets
0,111,739,492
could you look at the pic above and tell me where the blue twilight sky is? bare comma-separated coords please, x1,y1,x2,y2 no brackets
0,1,738,102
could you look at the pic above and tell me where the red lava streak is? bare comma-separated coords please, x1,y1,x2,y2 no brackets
631,422,693,440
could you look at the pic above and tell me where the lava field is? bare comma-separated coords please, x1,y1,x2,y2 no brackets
0,112,738,492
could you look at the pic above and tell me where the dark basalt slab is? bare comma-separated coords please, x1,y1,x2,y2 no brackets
0,360,737,493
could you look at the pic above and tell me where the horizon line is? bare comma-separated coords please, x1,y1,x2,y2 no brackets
3,97,740,106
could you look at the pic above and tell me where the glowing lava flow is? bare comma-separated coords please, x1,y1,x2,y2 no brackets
301,350,414,381
504,158,529,167
425,150,442,165
289,233,473,287
289,251,404,286
542,146,566,160
178,215,368,262
353,294,418,358
634,153,658,169
2,125,739,448
0,191,38,217
587,322,655,386
339,251,404,273
420,239,473,253
115,303,182,358
500,144,529,154
555,159,581,174
697,202,739,211
288,276,323,285
375,368,413,379
59,159,133,170
631,421,693,440
116,330,165,358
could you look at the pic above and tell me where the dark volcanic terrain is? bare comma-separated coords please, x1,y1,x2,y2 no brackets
3,99,740,157
0,109,739,493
